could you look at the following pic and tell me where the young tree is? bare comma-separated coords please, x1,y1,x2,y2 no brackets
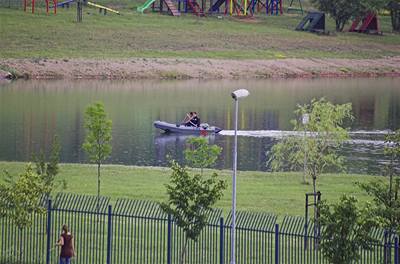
184,137,222,175
310,0,386,31
0,164,49,261
389,1,400,31
310,0,360,31
82,102,112,208
269,98,353,195
319,195,376,264
358,129,400,236
33,135,63,198
162,139,225,263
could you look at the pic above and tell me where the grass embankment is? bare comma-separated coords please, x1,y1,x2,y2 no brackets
0,6,400,60
0,161,383,217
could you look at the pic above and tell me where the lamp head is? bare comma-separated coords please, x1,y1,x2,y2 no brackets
231,89,250,100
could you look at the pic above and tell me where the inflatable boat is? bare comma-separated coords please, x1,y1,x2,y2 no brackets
154,121,222,134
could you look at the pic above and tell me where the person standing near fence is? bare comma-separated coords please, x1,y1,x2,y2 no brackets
56,224,75,264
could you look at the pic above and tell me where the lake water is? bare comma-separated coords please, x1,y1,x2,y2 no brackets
0,78,399,174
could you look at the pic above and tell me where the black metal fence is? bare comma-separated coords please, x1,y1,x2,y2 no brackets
1,193,399,264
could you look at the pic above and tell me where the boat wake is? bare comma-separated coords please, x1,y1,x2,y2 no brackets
219,130,390,145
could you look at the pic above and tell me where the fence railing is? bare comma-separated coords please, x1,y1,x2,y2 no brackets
1,193,399,264
0,0,24,9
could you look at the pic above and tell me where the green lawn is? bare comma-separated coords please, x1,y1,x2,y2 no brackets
0,6,399,60
0,161,385,217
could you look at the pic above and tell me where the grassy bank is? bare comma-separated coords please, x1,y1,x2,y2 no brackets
0,161,383,216
1,7,400,60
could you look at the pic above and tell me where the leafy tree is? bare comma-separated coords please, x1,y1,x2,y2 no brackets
269,98,353,195
318,195,377,264
384,0,400,31
33,135,63,198
184,137,222,175
0,164,49,261
161,161,226,264
358,129,400,236
310,0,386,31
310,0,360,31
82,102,112,209
0,164,48,228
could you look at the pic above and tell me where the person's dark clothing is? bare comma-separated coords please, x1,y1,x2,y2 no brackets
185,121,194,127
60,233,74,258
59,258,71,264
191,116,200,127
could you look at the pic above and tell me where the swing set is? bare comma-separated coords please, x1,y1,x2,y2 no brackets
24,0,57,14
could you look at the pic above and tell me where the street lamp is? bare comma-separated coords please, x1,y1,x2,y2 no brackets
230,89,249,264
302,113,309,184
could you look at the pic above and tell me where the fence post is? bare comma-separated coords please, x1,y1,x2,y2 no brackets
384,230,389,264
45,199,52,264
304,194,308,250
220,217,224,264
395,236,399,264
106,205,112,264
275,224,279,264
167,214,172,264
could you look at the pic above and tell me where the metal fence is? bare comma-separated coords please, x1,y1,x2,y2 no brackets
1,193,399,264
0,0,23,9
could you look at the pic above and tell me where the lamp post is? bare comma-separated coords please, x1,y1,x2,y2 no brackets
302,113,309,184
230,89,249,264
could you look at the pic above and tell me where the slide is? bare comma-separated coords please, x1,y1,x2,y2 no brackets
87,1,120,14
137,0,156,13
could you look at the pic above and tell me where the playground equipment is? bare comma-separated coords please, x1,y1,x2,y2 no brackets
296,11,325,33
49,0,119,15
137,0,157,13
53,0,74,8
349,12,380,34
141,0,206,16
138,0,181,16
265,0,282,15
209,0,282,16
87,1,120,14
24,0,57,14
187,0,204,16
287,0,302,15
139,0,282,17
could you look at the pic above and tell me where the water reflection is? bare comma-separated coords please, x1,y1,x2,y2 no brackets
153,134,216,164
0,78,399,174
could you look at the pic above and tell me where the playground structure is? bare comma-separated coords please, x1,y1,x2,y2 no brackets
295,11,325,33
137,0,283,17
138,0,182,16
87,1,120,14
349,12,381,34
138,0,207,16
53,0,74,8
24,0,57,14
137,0,283,16
286,0,302,15
25,0,119,15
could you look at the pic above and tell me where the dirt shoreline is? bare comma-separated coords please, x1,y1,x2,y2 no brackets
1,57,400,80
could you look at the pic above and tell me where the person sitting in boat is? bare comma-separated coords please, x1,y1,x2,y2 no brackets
183,112,195,126
191,112,200,127
182,112,200,127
